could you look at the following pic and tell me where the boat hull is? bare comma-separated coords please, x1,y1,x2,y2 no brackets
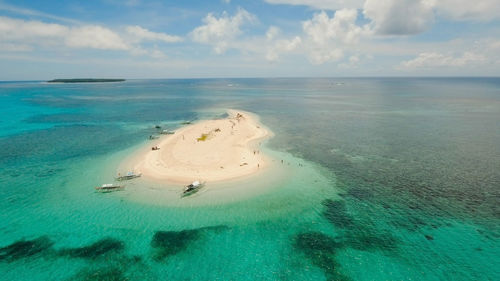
95,185,124,192
182,182,205,197
115,174,142,181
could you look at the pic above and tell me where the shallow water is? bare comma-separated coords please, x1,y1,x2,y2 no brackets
1,78,499,280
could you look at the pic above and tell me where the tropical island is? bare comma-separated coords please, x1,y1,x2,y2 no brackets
47,78,125,83
121,109,271,185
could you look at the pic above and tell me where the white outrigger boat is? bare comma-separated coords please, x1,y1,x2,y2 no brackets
160,129,175,135
182,181,204,196
95,183,124,192
115,171,142,181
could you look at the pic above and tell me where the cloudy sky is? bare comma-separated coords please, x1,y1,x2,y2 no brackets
0,0,499,79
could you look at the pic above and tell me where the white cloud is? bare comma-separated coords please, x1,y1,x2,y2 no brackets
339,55,361,68
302,9,364,64
0,16,128,50
401,52,486,68
303,9,363,45
150,49,167,59
0,16,68,41
266,26,281,41
308,47,344,64
66,25,129,50
267,0,500,37
434,0,500,21
264,0,364,10
266,36,301,62
190,8,256,54
488,40,500,50
266,0,500,22
363,0,435,35
0,16,185,56
129,47,149,56
362,0,500,36
128,46,168,59
0,43,33,52
126,25,182,43
265,26,301,62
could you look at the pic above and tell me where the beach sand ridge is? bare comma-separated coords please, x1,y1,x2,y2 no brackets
131,109,271,184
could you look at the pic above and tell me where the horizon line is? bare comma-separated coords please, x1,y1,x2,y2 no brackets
1,76,500,82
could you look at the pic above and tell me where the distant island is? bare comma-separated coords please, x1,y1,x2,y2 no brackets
47,78,125,83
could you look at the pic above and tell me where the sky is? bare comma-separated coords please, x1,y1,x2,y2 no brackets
0,0,499,79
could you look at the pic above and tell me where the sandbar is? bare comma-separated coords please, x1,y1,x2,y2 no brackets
123,109,272,185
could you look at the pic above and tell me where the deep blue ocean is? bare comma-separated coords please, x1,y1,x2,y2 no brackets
0,78,499,280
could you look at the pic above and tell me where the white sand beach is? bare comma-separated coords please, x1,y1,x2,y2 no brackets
124,109,272,185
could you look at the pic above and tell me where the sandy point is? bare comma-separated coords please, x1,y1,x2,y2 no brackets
121,109,273,185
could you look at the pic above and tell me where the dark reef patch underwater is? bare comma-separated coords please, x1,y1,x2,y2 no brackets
321,199,399,252
294,232,351,281
69,267,127,281
58,238,125,259
151,225,229,261
151,230,200,261
321,199,354,229
0,236,53,262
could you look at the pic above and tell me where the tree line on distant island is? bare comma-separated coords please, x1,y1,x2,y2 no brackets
47,79,125,83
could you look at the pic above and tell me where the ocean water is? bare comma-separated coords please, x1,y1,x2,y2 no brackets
0,78,499,280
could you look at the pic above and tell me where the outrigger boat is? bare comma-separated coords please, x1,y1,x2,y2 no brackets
182,181,204,196
115,172,142,181
95,183,124,192
160,129,175,135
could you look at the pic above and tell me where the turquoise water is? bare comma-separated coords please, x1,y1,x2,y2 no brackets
1,78,499,280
